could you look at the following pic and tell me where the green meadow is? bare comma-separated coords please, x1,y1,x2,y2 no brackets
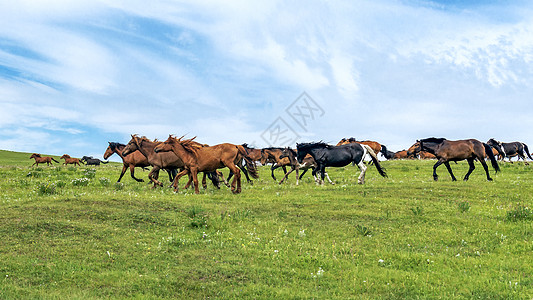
0,149,531,299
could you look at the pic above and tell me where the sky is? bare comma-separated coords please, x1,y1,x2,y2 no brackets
1,0,533,161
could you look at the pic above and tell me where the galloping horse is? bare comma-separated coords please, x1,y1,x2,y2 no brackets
487,138,533,164
278,148,334,185
60,154,83,166
408,138,500,181
224,143,261,185
260,147,290,181
81,156,108,166
154,136,259,194
296,142,387,185
337,137,389,159
30,153,59,167
122,135,185,188
104,142,151,182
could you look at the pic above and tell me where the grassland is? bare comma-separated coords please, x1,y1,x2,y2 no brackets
0,149,531,299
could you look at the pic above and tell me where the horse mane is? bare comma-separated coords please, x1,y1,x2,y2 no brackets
348,137,357,143
108,142,125,150
242,143,255,149
420,137,446,144
179,137,203,154
32,153,41,157
297,141,333,150
262,147,285,151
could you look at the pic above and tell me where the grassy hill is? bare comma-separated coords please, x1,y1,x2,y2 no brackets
0,154,531,298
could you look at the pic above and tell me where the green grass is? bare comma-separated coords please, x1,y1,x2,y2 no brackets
0,150,532,299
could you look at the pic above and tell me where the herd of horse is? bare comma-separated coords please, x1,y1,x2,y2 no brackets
28,136,533,194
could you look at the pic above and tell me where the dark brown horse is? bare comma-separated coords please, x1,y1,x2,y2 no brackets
260,147,290,181
30,153,59,167
408,138,500,181
154,136,258,194
104,142,151,182
60,154,83,166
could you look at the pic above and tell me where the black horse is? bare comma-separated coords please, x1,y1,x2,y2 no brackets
278,148,334,185
296,142,387,185
81,156,109,166
487,138,532,164
409,138,499,181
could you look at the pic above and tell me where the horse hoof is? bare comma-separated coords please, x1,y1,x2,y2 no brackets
487,178,493,181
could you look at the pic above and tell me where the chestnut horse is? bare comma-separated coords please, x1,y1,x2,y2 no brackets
60,154,83,166
30,153,59,167
408,138,500,181
104,142,151,182
154,136,259,194
337,137,388,159
122,135,186,188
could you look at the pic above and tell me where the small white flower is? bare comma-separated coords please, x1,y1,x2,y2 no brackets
274,250,279,253
378,259,384,264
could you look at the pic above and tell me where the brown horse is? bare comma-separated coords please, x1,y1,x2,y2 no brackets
122,135,188,188
408,138,500,181
60,154,83,166
241,144,263,163
337,137,387,158
260,147,290,181
30,153,59,167
154,136,259,194
104,142,151,182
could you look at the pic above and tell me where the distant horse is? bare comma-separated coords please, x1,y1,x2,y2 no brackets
278,148,334,185
30,153,59,167
392,150,410,160
260,147,289,181
296,142,387,185
154,136,259,194
104,142,151,182
60,154,83,166
487,138,533,164
409,138,499,181
81,156,108,166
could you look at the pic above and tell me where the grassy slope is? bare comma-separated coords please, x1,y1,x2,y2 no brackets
0,150,531,299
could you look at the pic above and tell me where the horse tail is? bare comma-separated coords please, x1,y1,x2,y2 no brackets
522,143,533,160
51,158,59,163
362,145,387,178
237,145,259,179
483,143,500,173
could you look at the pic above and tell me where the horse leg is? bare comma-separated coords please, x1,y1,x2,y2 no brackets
238,161,252,184
325,172,335,185
463,158,475,181
357,160,367,184
202,173,207,189
479,158,493,181
432,160,445,181
279,167,295,184
299,168,308,180
172,169,189,192
295,168,300,185
130,165,144,182
117,165,127,182
311,167,321,184
149,167,163,188
270,165,278,181
218,171,230,187
227,165,241,193
319,166,326,185
443,161,457,181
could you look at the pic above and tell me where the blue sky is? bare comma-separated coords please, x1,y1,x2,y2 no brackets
1,0,533,161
